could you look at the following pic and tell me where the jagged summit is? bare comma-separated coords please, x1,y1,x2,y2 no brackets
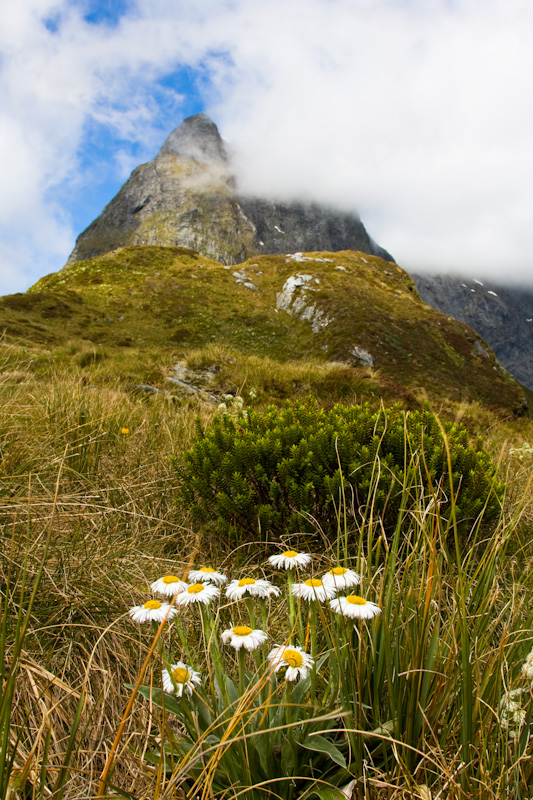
158,113,228,164
66,114,393,266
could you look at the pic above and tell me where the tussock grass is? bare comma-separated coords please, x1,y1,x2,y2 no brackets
2,350,533,799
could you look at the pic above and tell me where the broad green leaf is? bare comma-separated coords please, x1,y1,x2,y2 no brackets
300,783,349,800
132,685,183,716
292,675,311,704
225,675,238,704
281,735,296,775
197,695,213,729
300,735,346,769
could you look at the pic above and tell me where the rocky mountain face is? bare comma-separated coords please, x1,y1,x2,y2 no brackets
413,273,533,390
67,114,392,266
61,112,532,399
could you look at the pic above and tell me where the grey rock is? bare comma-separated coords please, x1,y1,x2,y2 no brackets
350,346,374,367
66,114,394,267
276,273,331,333
135,384,161,393
158,113,228,164
413,273,533,390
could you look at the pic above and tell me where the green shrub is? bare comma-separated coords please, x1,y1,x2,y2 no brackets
178,400,504,539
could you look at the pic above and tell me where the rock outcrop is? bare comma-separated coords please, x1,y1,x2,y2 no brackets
413,273,533,390
66,114,393,267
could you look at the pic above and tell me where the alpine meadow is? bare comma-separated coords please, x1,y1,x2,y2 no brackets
3,114,533,800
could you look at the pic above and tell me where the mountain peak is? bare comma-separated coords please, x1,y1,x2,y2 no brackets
157,113,227,164
65,114,393,266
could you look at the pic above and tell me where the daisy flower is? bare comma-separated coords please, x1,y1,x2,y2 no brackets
267,644,314,682
330,595,382,620
150,575,187,597
268,550,312,570
322,567,361,591
162,662,201,697
221,625,268,651
226,578,281,601
175,582,220,606
188,567,227,586
291,578,336,603
129,600,176,624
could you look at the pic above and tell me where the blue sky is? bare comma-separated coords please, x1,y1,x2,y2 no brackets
1,0,533,294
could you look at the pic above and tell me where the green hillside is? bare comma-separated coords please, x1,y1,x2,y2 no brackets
0,245,527,415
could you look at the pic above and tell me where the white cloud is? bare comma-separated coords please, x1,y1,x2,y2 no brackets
1,0,533,293
209,0,533,283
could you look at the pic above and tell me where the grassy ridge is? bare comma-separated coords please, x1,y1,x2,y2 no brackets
0,246,527,413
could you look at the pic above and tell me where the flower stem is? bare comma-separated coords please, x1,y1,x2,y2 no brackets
244,596,257,628
238,647,246,696
310,602,318,705
199,604,226,706
287,569,296,643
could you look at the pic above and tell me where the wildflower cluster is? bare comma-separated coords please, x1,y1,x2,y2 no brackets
129,550,380,697
498,644,533,740
509,443,533,461
128,550,382,799
217,393,245,416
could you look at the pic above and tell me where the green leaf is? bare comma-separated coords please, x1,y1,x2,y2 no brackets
281,735,296,775
292,675,312,705
300,783,350,800
132,684,184,716
197,695,213,730
300,735,347,769
363,719,395,738
225,675,239,704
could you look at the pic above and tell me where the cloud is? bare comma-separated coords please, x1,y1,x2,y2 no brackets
208,0,533,283
1,0,533,293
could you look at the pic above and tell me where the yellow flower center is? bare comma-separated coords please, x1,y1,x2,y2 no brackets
330,567,347,576
283,550,298,558
143,600,162,609
284,649,304,668
233,625,253,636
172,667,190,684
305,578,323,587
162,575,180,584
200,567,215,573
346,595,367,605
188,583,205,594
238,578,256,586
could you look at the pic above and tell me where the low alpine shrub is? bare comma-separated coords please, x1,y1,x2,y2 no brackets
177,400,504,540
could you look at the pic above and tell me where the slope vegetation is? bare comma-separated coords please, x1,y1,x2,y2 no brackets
0,245,525,415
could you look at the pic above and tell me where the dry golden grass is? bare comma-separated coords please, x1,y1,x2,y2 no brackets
2,346,533,799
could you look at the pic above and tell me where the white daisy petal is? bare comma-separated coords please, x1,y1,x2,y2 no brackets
150,576,188,597
226,578,280,601
129,600,176,623
522,647,533,683
162,662,201,697
221,625,268,651
175,582,220,606
267,644,314,681
188,567,228,586
291,578,337,603
268,551,312,570
322,567,361,591
330,595,382,620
